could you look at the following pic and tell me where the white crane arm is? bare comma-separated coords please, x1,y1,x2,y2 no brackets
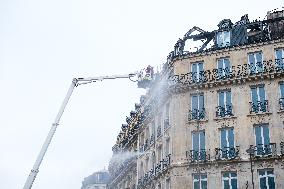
23,73,137,189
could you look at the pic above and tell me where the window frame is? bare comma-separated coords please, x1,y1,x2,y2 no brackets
258,169,275,189
248,51,264,74
222,172,238,189
191,61,204,82
193,173,207,189
217,57,231,78
216,30,231,47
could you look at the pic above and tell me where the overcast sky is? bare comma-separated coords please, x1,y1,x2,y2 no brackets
0,1,283,189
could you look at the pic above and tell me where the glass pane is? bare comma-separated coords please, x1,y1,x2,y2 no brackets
194,175,199,180
259,170,265,176
218,59,223,77
192,133,199,150
255,127,262,145
194,181,200,189
199,95,204,109
280,83,284,98
228,129,234,147
192,63,197,82
256,52,263,72
260,177,267,189
251,87,258,104
275,49,283,68
223,172,229,178
249,54,256,74
231,178,238,189
201,180,207,189
219,92,225,107
226,91,232,106
267,170,274,175
268,176,275,189
192,96,198,110
221,130,227,148
259,86,266,102
223,180,230,189
263,126,270,145
201,175,207,179
200,132,205,149
217,32,224,47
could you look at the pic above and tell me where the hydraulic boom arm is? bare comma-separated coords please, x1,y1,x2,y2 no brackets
23,73,136,189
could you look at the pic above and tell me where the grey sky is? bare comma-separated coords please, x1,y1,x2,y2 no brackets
0,0,283,188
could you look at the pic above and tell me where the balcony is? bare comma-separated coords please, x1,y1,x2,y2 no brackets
215,105,233,118
249,100,269,114
157,125,162,138
164,118,170,130
279,98,284,110
215,146,240,160
186,149,210,163
253,143,277,157
188,108,206,121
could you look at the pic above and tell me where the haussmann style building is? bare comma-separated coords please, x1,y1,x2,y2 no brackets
107,9,284,189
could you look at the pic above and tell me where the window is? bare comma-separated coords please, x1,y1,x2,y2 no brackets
250,85,267,113
248,52,263,74
193,174,207,189
192,131,206,161
255,124,271,156
279,83,284,110
191,62,204,82
165,138,170,156
157,115,162,138
217,90,232,117
191,94,205,120
164,103,170,129
217,58,231,78
220,128,235,159
152,153,156,168
217,31,230,47
157,146,163,161
165,178,171,189
259,169,275,189
275,48,284,70
222,172,238,189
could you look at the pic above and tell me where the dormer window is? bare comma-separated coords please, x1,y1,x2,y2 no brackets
217,31,230,47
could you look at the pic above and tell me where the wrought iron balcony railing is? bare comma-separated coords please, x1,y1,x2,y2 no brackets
216,105,233,118
149,134,155,145
253,143,277,157
137,155,171,188
249,100,269,114
279,98,284,110
281,142,284,156
186,149,210,162
164,118,170,130
157,125,162,138
215,146,240,160
188,108,206,121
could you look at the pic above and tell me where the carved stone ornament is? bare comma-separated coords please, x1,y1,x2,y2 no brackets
258,161,274,168
222,163,236,171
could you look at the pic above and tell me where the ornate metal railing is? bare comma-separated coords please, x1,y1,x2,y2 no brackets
215,146,240,160
279,98,284,110
216,105,233,117
157,125,162,138
137,154,171,189
186,149,210,162
188,108,205,121
281,142,284,156
164,118,170,130
168,58,284,86
249,100,268,114
149,134,155,145
253,143,277,157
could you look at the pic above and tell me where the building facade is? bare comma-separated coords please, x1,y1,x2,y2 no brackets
81,170,110,189
109,9,284,189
